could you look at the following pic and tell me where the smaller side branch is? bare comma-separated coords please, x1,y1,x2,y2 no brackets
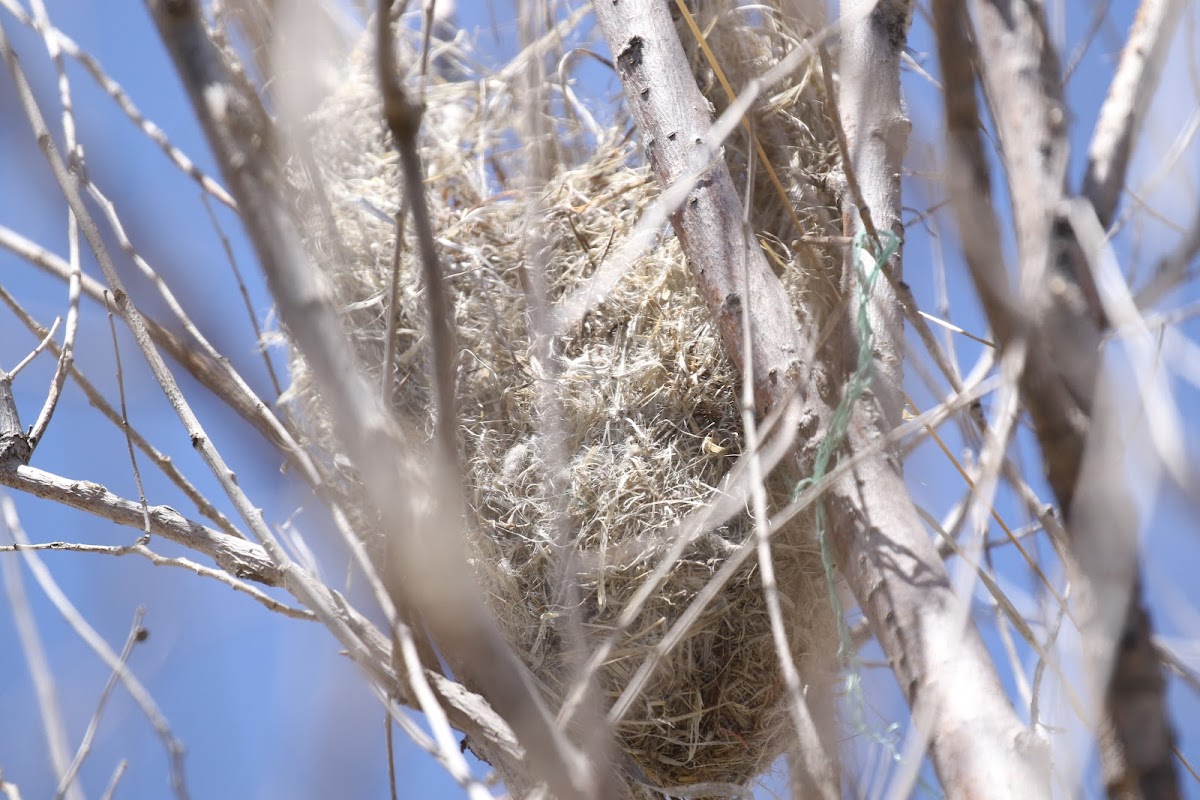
0,463,280,584
3,498,189,800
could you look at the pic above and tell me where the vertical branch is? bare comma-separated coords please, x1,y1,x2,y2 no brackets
947,0,1180,794
376,2,459,460
587,0,1047,794
834,0,912,424
149,4,595,798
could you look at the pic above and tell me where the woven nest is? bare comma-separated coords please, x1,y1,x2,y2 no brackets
284,2,845,795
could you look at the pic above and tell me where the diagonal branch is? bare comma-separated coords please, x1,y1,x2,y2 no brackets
1084,0,1188,230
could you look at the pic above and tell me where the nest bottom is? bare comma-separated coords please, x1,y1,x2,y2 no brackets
470,495,837,796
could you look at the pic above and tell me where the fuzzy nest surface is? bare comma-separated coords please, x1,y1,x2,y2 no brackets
285,5,844,796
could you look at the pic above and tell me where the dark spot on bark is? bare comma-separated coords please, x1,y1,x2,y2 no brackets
135,627,150,642
639,87,650,100
724,292,741,313
694,136,703,145
871,0,911,50
190,434,204,448
617,37,644,74
667,131,677,141
688,196,699,207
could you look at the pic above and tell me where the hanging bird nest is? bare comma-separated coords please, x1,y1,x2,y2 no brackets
283,1,845,795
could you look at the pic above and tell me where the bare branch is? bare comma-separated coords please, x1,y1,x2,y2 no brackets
943,0,1180,793
0,463,280,584
1,509,82,800
0,284,244,538
0,0,236,208
0,539,315,620
148,3,594,795
589,2,1047,793
2,497,190,799
0,224,300,466
1084,0,1188,229
56,609,147,799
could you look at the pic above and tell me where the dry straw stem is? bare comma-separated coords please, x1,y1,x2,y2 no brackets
939,0,1179,794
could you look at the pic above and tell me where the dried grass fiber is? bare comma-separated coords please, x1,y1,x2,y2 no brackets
285,3,844,795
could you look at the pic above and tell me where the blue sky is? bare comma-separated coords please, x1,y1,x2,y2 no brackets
0,0,1198,798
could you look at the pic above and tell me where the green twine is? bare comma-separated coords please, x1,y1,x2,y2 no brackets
792,227,903,761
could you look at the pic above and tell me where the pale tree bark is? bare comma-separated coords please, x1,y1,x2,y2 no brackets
590,0,1048,794
936,0,1180,796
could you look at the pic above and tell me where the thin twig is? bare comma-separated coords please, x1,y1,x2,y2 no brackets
385,712,399,800
201,193,284,398
105,292,152,539
377,1,459,460
23,0,83,457
98,761,128,800
0,0,236,208
0,539,315,620
57,609,148,799
0,284,244,538
7,317,60,378
2,497,190,799
1,505,80,800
